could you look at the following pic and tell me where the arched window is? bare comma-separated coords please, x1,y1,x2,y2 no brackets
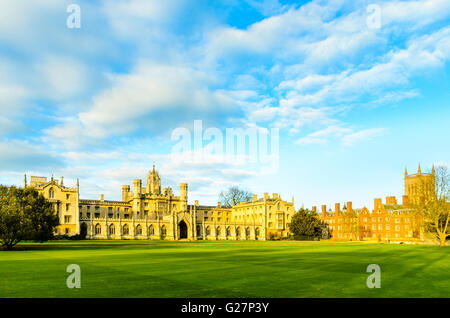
245,227,250,240
226,226,231,239
108,224,115,235
49,188,54,199
255,227,260,240
136,225,142,235
160,225,167,239
149,225,154,235
123,224,129,235
235,227,240,239
95,223,101,235
206,226,210,237
196,225,202,236
216,226,221,239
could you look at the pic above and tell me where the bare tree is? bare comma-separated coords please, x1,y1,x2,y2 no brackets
218,186,252,208
416,165,450,246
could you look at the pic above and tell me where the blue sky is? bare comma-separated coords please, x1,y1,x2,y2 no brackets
0,0,449,210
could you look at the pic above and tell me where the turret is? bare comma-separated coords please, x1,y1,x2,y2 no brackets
122,185,130,201
180,183,187,201
133,179,142,198
146,163,161,194
60,176,64,186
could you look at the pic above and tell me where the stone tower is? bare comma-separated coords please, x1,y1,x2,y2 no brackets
146,163,161,194
404,164,435,206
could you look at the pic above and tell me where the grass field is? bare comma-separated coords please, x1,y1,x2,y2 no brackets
0,240,448,298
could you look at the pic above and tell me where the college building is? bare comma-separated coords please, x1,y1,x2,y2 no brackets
317,165,434,241
25,164,296,241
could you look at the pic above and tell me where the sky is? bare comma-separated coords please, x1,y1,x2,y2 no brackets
0,0,449,211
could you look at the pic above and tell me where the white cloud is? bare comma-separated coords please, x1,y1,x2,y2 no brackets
44,62,241,147
296,126,386,146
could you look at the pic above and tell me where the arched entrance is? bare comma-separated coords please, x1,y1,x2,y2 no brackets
178,220,188,239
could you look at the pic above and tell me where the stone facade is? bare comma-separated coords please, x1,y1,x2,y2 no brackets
26,164,295,240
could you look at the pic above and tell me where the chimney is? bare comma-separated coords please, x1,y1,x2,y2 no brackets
321,205,326,218
252,194,258,202
60,176,63,186
402,195,409,208
312,206,317,213
195,200,199,206
335,203,340,216
347,201,352,212
272,193,279,199
218,202,221,208
374,198,382,210
100,194,104,201
264,192,269,200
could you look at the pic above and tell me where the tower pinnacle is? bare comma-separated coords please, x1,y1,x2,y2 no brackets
418,163,421,175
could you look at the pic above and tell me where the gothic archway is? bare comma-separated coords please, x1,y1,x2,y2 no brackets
179,220,188,239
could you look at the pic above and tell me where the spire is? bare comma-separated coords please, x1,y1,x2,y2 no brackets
153,161,155,172
77,178,79,188
405,167,408,176
432,164,435,175
418,163,421,175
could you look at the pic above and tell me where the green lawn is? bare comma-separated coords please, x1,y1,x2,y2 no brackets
0,240,448,298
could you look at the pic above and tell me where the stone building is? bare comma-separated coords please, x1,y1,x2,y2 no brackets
25,164,295,240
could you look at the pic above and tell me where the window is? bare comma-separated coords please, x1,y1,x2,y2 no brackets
395,218,400,223
95,223,101,235
86,212,90,218
386,224,390,230
64,216,71,224
136,225,142,235
109,224,115,235
66,204,69,211
149,225,154,235
49,188,54,199
160,225,167,239
66,194,70,200
386,217,390,222
378,224,383,230
123,224,129,235
65,228,69,235
396,225,400,231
